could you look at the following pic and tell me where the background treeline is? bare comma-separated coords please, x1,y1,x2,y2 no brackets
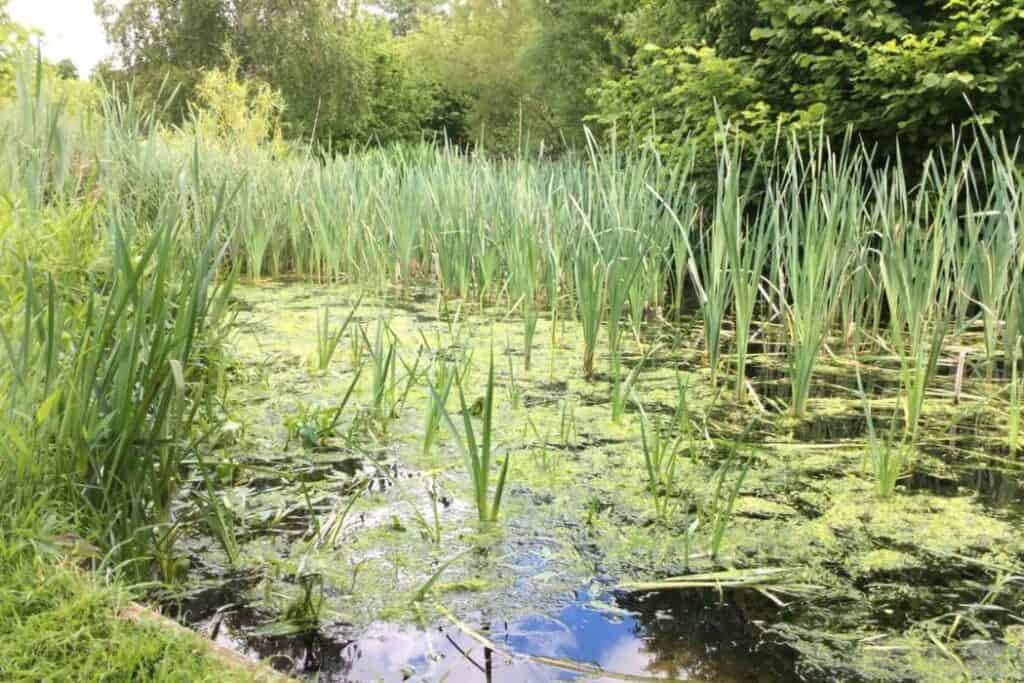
70,0,1024,162
3,0,1019,162
4,0,1024,163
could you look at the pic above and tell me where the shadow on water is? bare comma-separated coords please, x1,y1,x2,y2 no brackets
200,587,797,682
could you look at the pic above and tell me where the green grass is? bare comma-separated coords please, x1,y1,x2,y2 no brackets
0,500,263,683
314,295,361,372
0,562,256,682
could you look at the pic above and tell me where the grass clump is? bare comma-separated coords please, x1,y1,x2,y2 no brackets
430,343,510,524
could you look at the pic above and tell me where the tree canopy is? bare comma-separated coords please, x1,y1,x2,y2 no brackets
55,0,1024,159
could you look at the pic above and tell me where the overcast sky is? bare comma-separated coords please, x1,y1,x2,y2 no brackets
8,0,112,77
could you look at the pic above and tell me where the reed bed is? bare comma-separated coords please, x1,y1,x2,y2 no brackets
4,54,1024,585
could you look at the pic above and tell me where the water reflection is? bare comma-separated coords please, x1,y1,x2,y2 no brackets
212,588,795,682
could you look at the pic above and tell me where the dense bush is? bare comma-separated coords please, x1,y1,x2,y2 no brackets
591,0,1024,165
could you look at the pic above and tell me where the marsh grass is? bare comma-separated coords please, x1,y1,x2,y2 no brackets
360,316,426,428
1008,340,1022,457
636,400,682,519
429,344,510,523
777,144,859,417
314,296,361,372
707,427,753,559
719,142,771,401
9,187,236,578
284,365,364,450
559,398,577,448
505,349,523,410
573,238,606,381
674,373,701,461
857,369,907,498
876,213,951,440
610,343,661,423
423,358,455,456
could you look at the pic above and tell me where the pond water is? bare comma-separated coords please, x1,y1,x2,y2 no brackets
163,282,1024,682
202,587,792,682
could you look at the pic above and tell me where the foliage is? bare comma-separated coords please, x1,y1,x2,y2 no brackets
520,0,631,148
96,0,445,147
592,0,1024,165
55,59,78,81
186,52,286,154
0,5,31,98
404,0,542,154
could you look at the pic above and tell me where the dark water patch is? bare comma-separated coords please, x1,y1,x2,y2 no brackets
902,469,963,497
745,363,900,403
549,434,627,455
904,464,1024,511
533,379,568,394
206,586,799,682
959,467,1023,509
523,393,560,408
852,556,1020,632
790,413,872,442
159,569,262,624
292,455,366,483
624,400,679,418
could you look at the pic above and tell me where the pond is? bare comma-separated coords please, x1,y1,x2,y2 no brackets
162,282,1024,682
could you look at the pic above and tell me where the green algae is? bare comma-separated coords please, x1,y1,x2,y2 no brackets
172,281,1024,681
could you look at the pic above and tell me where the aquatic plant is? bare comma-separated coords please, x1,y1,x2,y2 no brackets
559,398,577,448
875,198,951,440
284,365,363,450
429,344,510,524
404,472,443,546
573,233,606,381
313,296,361,372
721,148,772,402
776,142,859,417
422,357,455,456
505,350,523,410
674,373,701,461
690,195,732,386
194,452,241,567
857,369,907,498
3,188,236,578
636,401,682,519
707,430,753,559
283,568,326,632
610,343,661,424
1008,340,1021,458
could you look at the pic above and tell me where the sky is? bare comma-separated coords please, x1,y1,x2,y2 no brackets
8,0,112,77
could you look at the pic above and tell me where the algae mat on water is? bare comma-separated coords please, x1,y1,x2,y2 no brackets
165,282,1023,682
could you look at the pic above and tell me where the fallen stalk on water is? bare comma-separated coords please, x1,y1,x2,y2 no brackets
435,604,694,683
618,567,821,597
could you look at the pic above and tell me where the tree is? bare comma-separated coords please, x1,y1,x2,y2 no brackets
405,0,546,154
94,0,444,146
379,0,442,36
0,0,31,96
94,0,231,121
592,0,1024,165
520,0,631,146
55,58,78,80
